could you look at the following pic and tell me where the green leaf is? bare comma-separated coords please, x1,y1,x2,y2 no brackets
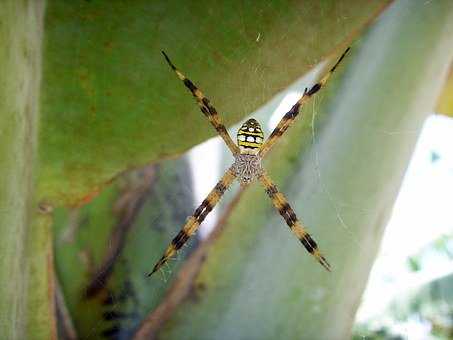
53,158,197,338
146,1,453,339
39,0,389,206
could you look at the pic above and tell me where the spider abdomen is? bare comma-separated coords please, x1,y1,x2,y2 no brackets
237,118,264,153
232,154,263,184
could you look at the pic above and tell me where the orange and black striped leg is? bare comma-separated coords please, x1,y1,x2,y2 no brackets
162,51,240,155
148,168,237,277
259,172,331,271
259,47,350,158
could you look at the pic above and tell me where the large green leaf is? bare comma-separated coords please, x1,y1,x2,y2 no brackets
136,1,453,339
53,157,197,338
39,0,389,206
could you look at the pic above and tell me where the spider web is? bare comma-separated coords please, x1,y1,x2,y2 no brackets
184,49,428,339
309,96,364,252
49,1,453,338
190,57,358,243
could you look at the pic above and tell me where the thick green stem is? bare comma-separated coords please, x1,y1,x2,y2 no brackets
0,1,47,338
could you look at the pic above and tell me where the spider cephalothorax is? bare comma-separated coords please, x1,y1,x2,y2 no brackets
149,48,350,276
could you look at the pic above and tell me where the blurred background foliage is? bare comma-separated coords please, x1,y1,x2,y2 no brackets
1,0,453,339
354,234,453,339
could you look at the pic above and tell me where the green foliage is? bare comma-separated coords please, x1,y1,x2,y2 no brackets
355,270,453,339
53,158,196,338
39,0,388,206
408,257,422,272
3,0,453,339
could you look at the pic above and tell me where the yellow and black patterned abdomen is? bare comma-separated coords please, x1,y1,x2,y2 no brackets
237,118,264,153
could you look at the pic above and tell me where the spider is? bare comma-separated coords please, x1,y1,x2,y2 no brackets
148,47,350,276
